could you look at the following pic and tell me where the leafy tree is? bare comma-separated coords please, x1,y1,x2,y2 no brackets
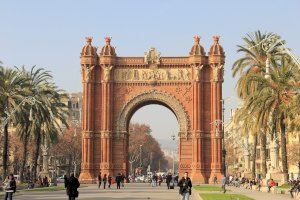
50,123,81,176
128,123,168,173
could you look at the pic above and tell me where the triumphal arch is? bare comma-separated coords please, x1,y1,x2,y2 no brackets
79,35,225,183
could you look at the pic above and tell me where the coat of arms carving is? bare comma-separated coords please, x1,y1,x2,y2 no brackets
144,47,161,66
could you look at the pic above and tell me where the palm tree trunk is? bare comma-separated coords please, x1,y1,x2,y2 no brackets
32,131,41,181
251,134,257,179
280,116,289,182
260,134,267,178
2,123,9,179
19,124,30,183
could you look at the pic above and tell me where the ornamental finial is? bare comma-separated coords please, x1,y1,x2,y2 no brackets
105,37,111,45
86,37,92,44
213,35,220,43
193,35,200,44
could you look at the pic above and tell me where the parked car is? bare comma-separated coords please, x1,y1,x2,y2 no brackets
57,176,65,183
135,176,145,182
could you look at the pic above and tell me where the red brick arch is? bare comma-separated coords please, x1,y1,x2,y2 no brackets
79,36,225,183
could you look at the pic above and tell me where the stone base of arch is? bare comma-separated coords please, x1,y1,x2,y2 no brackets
78,171,96,184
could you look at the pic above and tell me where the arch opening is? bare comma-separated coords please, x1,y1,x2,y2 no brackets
126,100,179,132
128,103,180,174
115,90,190,134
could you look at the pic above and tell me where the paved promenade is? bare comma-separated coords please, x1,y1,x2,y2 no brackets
14,183,183,200
12,183,292,200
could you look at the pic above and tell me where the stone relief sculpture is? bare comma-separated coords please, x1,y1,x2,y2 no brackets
114,68,191,82
212,64,223,81
81,65,95,82
144,47,161,65
194,65,204,81
102,65,113,81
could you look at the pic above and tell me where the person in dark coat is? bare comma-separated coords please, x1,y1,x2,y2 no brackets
177,172,192,200
64,175,69,188
103,174,107,189
115,173,122,189
97,172,102,189
4,174,16,200
66,173,80,200
166,173,172,189
108,175,112,189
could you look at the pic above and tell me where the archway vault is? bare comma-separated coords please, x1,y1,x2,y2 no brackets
115,89,190,134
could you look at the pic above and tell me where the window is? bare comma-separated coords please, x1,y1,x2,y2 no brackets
68,101,72,109
256,149,261,159
266,149,270,159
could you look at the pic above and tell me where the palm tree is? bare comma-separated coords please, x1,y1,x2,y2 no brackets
0,67,27,179
20,67,69,181
232,31,285,78
232,31,291,180
243,56,300,182
233,107,260,178
15,104,31,182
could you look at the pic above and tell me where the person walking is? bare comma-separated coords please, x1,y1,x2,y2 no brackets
267,179,276,192
221,175,227,193
213,175,218,184
115,173,122,189
121,173,125,187
97,172,102,189
66,173,80,200
152,173,158,187
166,173,172,189
178,172,192,200
158,175,162,186
4,174,16,200
256,178,262,191
108,175,112,189
64,175,69,189
103,174,107,189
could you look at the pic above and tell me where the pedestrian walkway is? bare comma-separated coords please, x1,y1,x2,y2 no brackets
14,183,183,200
227,186,290,200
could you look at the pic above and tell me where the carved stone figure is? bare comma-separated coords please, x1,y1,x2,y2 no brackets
194,65,204,81
212,64,223,81
102,65,113,81
81,65,95,82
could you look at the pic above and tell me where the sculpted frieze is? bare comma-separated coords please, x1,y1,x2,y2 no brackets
114,68,191,82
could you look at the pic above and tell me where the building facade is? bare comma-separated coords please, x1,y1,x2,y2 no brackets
225,109,300,181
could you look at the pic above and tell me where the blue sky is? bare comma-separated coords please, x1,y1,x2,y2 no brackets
1,0,299,140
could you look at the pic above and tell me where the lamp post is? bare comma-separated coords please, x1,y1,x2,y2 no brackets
171,134,176,174
139,144,142,168
220,99,227,176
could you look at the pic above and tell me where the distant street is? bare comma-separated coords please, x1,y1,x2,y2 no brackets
15,183,182,200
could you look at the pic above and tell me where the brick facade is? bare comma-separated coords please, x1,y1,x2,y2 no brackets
79,36,225,183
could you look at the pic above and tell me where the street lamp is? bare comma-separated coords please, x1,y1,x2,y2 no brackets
171,134,176,175
139,144,142,167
